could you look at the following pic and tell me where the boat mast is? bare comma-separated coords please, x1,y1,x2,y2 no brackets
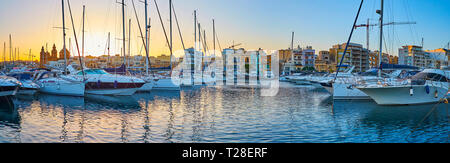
62,0,67,74
334,0,363,79
9,34,11,69
128,19,131,69
29,49,31,65
67,0,86,78
3,42,5,70
194,10,197,50
108,32,110,67
291,32,294,61
378,0,384,77
169,0,173,74
82,5,85,66
213,19,215,58
132,0,151,76
145,0,149,76
122,0,126,67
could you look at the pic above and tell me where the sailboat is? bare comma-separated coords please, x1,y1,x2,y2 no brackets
7,70,40,95
357,68,449,105
68,65,145,96
0,71,21,97
36,0,85,97
151,0,180,91
34,69,85,96
128,0,154,92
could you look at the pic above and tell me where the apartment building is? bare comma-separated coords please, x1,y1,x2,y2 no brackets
329,43,369,72
398,45,426,68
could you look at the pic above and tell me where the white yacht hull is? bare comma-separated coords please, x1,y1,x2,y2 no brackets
153,78,180,91
137,82,154,92
17,81,39,96
38,82,85,97
17,89,38,96
0,90,18,97
333,83,371,100
358,85,448,105
86,88,139,96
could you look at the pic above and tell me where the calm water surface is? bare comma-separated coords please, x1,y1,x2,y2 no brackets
0,82,448,143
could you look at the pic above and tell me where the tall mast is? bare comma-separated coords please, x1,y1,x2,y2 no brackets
291,31,294,61
145,0,149,76
169,0,173,73
82,5,85,64
122,0,126,66
29,49,31,64
62,0,67,74
67,0,86,78
3,42,5,69
9,34,12,68
194,10,197,50
378,0,384,77
213,19,215,58
198,23,203,53
128,19,131,68
132,0,151,76
366,19,370,51
107,32,110,67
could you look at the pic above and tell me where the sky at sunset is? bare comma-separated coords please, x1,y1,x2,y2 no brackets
0,0,449,61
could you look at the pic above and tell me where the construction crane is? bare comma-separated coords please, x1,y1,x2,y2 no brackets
354,19,416,51
228,43,242,50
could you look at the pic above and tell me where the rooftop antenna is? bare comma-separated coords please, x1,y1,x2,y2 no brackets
421,37,424,48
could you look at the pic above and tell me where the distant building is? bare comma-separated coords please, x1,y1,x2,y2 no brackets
369,51,390,68
315,51,335,72
282,45,316,74
39,44,70,67
399,45,426,68
329,43,369,72
278,49,293,63
425,48,449,68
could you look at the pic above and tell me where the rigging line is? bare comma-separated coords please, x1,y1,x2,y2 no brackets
153,0,172,55
172,2,186,51
335,0,364,80
67,0,86,79
131,0,151,75
215,30,222,52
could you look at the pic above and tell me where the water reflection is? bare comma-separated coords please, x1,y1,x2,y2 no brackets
332,100,449,143
0,98,20,125
0,82,447,143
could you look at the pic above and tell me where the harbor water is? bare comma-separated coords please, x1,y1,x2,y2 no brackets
0,82,448,143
